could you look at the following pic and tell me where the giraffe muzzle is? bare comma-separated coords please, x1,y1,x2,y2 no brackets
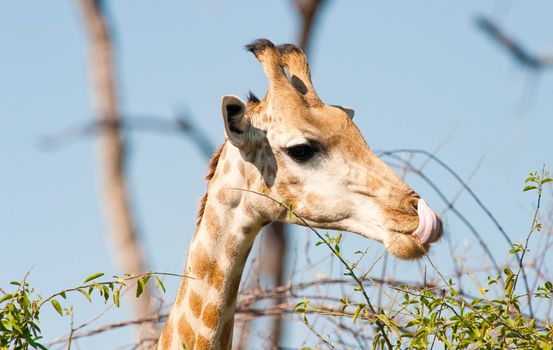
412,199,442,244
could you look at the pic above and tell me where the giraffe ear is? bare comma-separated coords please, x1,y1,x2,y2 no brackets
332,105,355,119
222,95,249,147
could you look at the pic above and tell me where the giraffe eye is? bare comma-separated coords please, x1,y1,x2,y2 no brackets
286,144,316,162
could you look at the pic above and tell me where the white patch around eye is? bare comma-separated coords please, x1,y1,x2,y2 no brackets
283,136,309,148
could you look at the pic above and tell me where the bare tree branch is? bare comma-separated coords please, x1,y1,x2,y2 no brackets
77,0,156,342
475,15,553,70
378,148,534,318
48,271,550,348
252,3,329,347
41,113,215,159
294,0,327,56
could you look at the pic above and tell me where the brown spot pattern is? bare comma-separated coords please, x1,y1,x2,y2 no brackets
159,319,173,349
238,162,245,177
178,316,195,349
224,237,240,260
203,205,220,239
190,243,226,291
216,190,227,204
191,245,210,279
202,303,220,329
188,290,203,318
196,335,211,349
207,264,225,290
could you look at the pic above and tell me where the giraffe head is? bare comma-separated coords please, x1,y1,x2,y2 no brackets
220,39,442,259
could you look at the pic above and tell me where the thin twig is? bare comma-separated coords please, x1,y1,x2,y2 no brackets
227,187,394,349
379,148,534,317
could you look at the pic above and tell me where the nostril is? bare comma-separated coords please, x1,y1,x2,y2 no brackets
405,194,420,214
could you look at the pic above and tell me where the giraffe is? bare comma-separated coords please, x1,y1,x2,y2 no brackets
158,39,443,349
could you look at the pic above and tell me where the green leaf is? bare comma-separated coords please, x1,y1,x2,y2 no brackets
51,299,63,316
288,203,295,220
541,178,552,184
523,185,537,192
101,285,110,302
352,304,364,323
78,288,91,302
136,278,145,298
154,275,166,293
142,274,152,286
0,293,13,304
113,289,120,308
83,272,104,284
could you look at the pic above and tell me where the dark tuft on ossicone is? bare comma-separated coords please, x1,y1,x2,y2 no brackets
245,38,276,57
247,91,260,103
277,43,303,56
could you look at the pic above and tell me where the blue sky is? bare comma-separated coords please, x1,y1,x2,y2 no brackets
1,1,552,348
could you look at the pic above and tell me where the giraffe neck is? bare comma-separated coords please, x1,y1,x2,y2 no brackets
160,143,263,350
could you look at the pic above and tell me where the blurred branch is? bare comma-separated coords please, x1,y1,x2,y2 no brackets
77,0,156,341
475,15,553,70
249,3,329,348
41,113,215,159
294,0,327,55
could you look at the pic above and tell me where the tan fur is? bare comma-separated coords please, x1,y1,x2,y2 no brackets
216,190,227,204
203,205,220,240
386,234,426,260
188,291,203,318
219,319,234,350
278,44,322,106
175,278,188,306
190,245,209,279
159,39,442,350
197,144,225,227
201,303,220,329
224,237,241,260
178,316,195,348
225,277,241,308
160,319,173,349
222,161,230,175
207,264,224,290
196,335,211,349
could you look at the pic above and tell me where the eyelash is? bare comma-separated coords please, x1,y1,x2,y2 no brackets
285,144,317,162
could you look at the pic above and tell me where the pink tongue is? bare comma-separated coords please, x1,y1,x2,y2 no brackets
413,199,439,244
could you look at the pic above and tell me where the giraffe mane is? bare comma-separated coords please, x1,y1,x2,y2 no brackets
196,142,225,227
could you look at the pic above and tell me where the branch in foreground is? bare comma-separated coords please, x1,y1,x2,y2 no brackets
378,148,534,318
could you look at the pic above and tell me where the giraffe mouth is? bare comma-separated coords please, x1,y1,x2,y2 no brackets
412,199,442,245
